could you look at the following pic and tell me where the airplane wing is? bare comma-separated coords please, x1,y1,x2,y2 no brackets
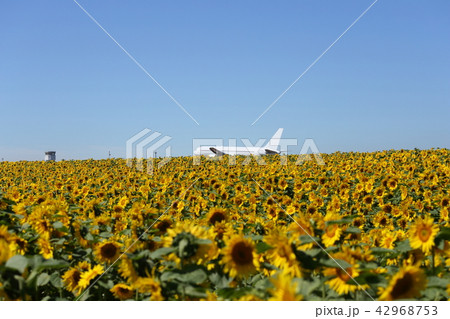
265,149,280,155
209,147,226,156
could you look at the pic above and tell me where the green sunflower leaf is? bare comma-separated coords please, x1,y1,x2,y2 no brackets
161,269,207,285
370,247,395,254
394,239,412,252
256,241,273,253
5,255,28,273
35,259,69,272
149,247,176,259
179,285,207,298
321,258,352,269
325,216,355,226
426,276,448,289
434,227,450,245
344,227,361,234
36,273,50,286
50,272,63,288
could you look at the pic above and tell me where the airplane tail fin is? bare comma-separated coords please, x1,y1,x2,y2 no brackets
264,128,284,152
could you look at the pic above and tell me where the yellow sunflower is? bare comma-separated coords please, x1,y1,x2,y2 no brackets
62,261,92,295
118,256,139,285
171,200,185,213
288,214,315,249
117,196,129,208
374,212,393,230
12,237,27,255
374,186,385,198
378,265,427,300
440,196,450,208
132,277,163,301
163,221,218,266
78,264,104,290
155,218,173,235
94,241,122,263
33,219,51,238
322,212,343,247
221,235,259,278
409,216,439,254
380,230,398,249
199,291,219,301
37,237,53,259
323,249,367,295
363,194,374,207
110,283,134,300
269,271,302,301
0,225,12,242
386,178,398,191
62,268,82,294
265,231,301,277
211,221,234,240
206,207,228,225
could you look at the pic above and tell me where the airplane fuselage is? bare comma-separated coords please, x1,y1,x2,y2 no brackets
193,146,268,157
193,128,284,157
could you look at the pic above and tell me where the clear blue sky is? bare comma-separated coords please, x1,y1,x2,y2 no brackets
1,0,449,161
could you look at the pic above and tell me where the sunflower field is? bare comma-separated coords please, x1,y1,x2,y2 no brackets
0,149,449,301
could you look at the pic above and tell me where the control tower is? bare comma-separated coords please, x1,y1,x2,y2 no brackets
44,151,56,161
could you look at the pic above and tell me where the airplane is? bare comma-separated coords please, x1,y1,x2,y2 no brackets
193,128,284,157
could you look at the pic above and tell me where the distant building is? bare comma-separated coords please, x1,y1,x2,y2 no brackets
45,151,56,161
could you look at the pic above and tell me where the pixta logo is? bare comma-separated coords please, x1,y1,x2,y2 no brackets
126,129,172,174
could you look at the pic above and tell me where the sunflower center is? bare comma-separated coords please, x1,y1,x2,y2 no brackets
418,227,431,242
147,239,157,251
101,243,118,259
40,221,49,232
391,273,413,299
336,268,352,282
231,242,253,266
72,270,81,284
209,212,226,225
383,205,392,214
157,220,171,233
326,225,337,237
119,287,128,293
